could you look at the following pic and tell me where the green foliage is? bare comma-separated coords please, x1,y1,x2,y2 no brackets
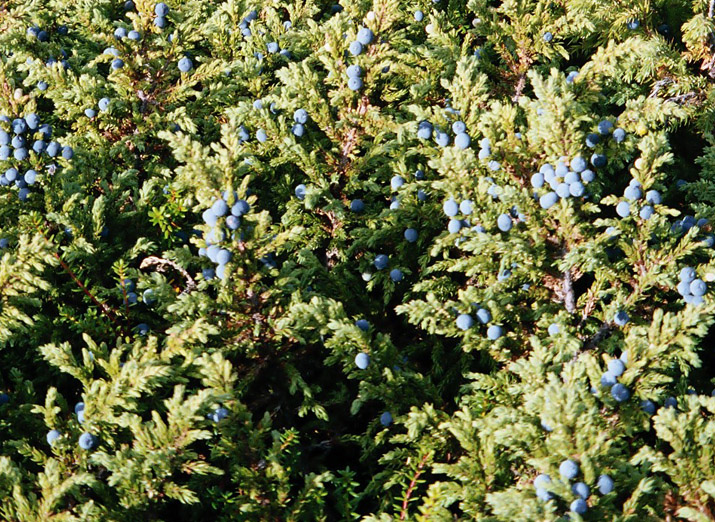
2,0,715,520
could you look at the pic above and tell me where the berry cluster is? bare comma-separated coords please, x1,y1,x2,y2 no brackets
677,266,707,305
199,191,249,280
534,462,614,515
416,119,472,150
455,305,503,340
0,113,71,201
531,157,595,209
349,26,374,57
599,354,631,402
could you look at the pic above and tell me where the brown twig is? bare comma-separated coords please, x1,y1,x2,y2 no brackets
400,453,430,520
54,253,120,324
139,255,196,294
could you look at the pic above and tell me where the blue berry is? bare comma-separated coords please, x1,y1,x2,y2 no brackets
597,474,614,495
559,459,579,480
487,160,501,171
571,157,587,173
350,199,364,212
211,407,229,422
24,170,37,185
231,200,250,216
293,109,308,125
616,201,630,218
459,200,473,215
155,2,169,16
414,10,424,22
640,205,654,220
611,383,630,402
613,128,626,142
690,279,707,297
14,148,28,161
536,488,553,501
585,133,600,148
114,27,128,39
452,121,466,134
379,411,392,426
78,432,98,450
267,42,279,53
566,70,579,83
570,498,587,515
256,129,267,143
614,310,629,326
143,289,156,305
548,323,559,336
216,249,231,265
111,58,124,69
357,27,374,45
85,108,96,119
443,198,459,217
346,65,362,78
476,308,491,324
534,474,551,489
608,359,625,377
211,199,229,217
356,319,369,331
542,31,553,42
531,172,545,188
680,267,696,283
37,81,48,91
448,219,462,234
98,97,110,111
178,57,193,72
556,183,570,199
569,182,585,197
404,228,418,242
46,429,61,445
591,153,607,168
128,30,141,41
641,399,656,414
25,113,39,130
349,40,363,56
355,352,370,369
497,214,512,232
390,269,403,282
456,314,474,330
665,396,678,408
572,482,590,499
601,372,617,387
486,325,503,340
374,254,389,270
434,131,450,147
539,192,558,209
292,123,305,137
598,120,614,135
454,132,471,149
624,185,642,200
391,175,405,190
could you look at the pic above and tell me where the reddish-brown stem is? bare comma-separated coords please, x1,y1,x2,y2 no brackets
54,252,120,325
400,453,430,520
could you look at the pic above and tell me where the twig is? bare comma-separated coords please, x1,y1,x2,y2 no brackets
709,0,714,19
139,256,196,294
54,253,120,324
563,268,576,313
400,453,430,520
